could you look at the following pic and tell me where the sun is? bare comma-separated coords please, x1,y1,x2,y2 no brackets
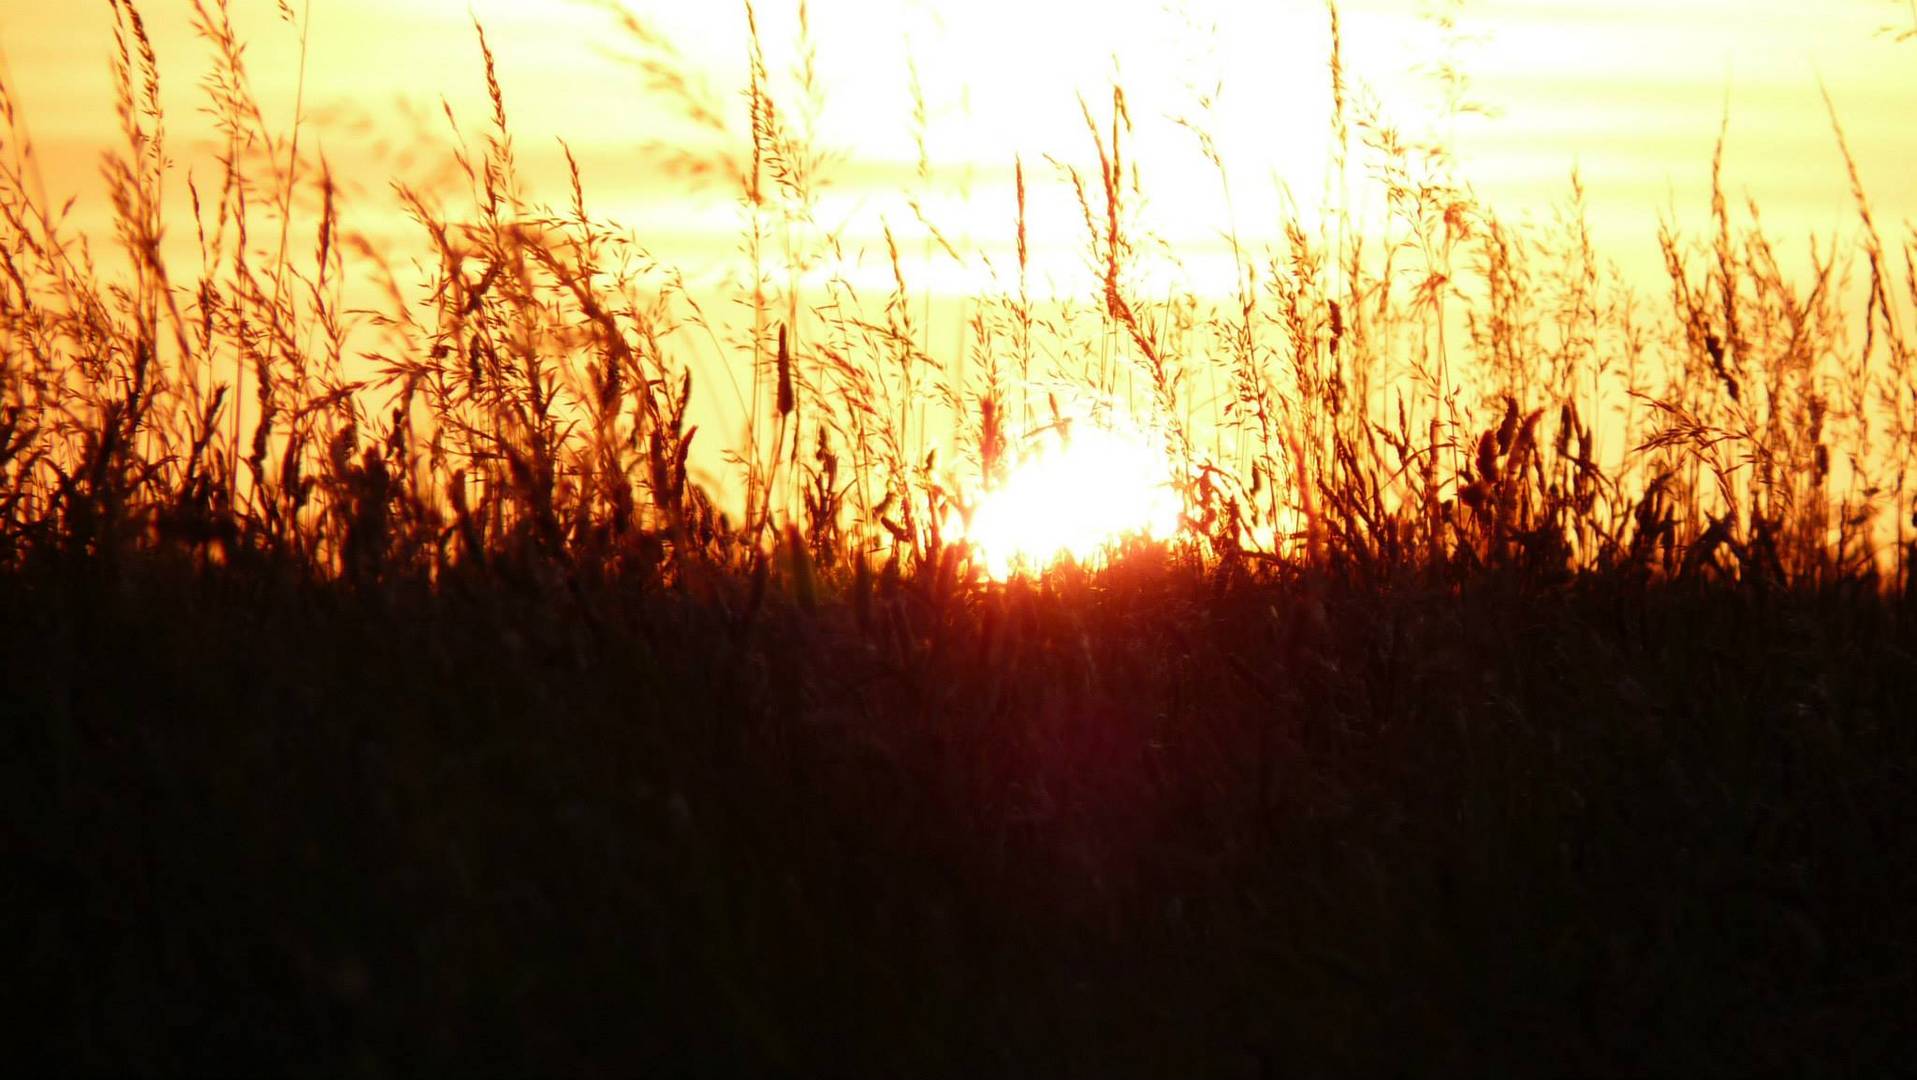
954,411,1184,579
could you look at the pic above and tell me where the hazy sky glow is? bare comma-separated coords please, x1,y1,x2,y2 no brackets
4,0,1914,516
3,0,1913,289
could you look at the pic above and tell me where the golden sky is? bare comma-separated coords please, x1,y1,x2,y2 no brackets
4,0,1913,523
2,0,1913,292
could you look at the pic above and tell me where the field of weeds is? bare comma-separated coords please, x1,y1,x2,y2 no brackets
5,1,1916,1073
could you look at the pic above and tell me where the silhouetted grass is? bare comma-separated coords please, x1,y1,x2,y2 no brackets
7,552,1915,1074
5,2,1916,1073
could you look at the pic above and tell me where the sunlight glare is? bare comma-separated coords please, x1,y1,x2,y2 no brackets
957,417,1183,579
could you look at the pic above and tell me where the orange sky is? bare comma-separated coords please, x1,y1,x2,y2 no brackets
3,0,1912,290
3,0,1914,500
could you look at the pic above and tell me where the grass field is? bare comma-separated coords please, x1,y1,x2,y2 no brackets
5,1,1916,1073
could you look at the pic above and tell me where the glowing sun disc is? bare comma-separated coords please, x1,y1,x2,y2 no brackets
958,421,1182,579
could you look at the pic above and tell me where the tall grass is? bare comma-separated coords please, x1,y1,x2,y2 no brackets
2,0,1913,593
7,6,1917,1073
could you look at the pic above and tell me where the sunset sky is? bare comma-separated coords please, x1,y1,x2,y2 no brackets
3,0,1912,296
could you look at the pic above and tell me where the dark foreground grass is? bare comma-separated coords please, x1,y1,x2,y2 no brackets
7,554,1914,1076
6,4,1917,1072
